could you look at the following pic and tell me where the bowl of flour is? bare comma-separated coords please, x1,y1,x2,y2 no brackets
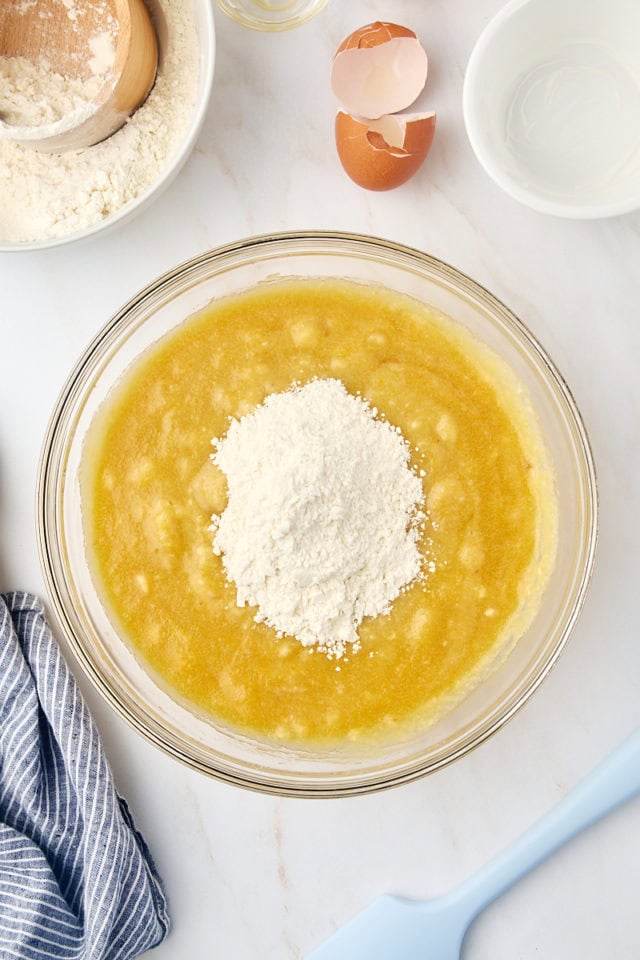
0,0,215,251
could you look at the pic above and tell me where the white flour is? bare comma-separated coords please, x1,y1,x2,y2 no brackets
210,379,426,659
0,1,116,128
0,0,199,243
0,58,106,127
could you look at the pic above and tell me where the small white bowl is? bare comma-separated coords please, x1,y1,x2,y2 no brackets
0,0,215,252
463,0,640,218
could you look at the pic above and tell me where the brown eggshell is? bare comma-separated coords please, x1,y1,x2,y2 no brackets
331,22,428,120
335,21,417,54
335,111,436,191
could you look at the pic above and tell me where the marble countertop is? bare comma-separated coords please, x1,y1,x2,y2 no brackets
1,1,639,957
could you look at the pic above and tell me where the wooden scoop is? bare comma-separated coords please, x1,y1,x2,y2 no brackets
0,0,158,153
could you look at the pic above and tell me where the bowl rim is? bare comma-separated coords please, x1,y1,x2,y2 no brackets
462,0,640,219
0,0,216,254
36,230,599,796
214,0,329,32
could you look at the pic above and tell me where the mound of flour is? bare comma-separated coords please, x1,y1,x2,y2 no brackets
210,378,425,659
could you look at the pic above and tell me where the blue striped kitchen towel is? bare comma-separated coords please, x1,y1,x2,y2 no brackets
0,591,170,959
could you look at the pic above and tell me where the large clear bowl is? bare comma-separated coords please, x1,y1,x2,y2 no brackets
37,232,598,797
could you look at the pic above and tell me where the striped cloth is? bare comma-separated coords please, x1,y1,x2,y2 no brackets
0,592,170,959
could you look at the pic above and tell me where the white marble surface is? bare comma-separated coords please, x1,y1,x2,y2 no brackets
1,1,639,957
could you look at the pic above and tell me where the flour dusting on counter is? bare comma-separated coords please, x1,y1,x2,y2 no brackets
0,0,199,243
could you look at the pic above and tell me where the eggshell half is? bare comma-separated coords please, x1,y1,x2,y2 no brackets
335,111,436,191
335,21,418,53
331,22,428,120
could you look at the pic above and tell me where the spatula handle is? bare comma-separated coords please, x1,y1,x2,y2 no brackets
452,727,640,919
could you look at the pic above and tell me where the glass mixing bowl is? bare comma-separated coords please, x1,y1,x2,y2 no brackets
37,232,597,797
214,0,328,32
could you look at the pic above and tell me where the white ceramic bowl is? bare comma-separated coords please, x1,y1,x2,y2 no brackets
463,0,640,218
0,0,215,253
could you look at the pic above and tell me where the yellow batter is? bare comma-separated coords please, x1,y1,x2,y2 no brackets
83,279,557,744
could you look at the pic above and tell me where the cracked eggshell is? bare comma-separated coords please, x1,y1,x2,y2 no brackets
335,111,436,191
331,21,428,120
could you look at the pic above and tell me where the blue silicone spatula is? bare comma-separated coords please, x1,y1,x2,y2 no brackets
308,727,640,960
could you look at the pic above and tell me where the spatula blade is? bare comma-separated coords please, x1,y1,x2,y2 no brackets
307,894,461,960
